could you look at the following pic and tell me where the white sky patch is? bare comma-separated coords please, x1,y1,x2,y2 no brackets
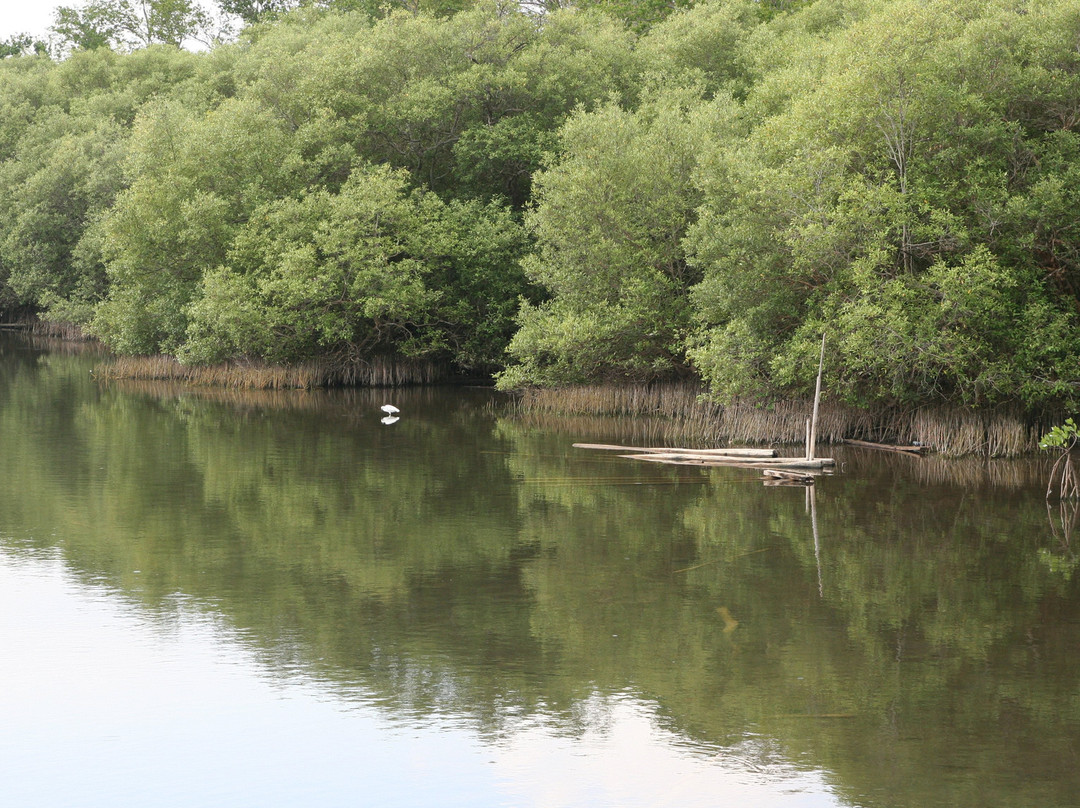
0,0,62,40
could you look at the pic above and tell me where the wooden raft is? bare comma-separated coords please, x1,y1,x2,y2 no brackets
574,442,834,470
620,452,835,470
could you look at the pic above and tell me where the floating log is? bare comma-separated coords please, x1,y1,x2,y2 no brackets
842,439,924,455
620,453,835,470
573,443,776,458
623,452,776,463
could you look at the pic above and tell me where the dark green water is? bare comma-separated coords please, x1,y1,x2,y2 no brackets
1,336,1078,808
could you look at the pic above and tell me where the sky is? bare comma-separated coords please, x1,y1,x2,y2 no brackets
0,1,62,41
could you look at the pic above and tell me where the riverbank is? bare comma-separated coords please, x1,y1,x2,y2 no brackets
89,357,1060,456
19,322,1060,456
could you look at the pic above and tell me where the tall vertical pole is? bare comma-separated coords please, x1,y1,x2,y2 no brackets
808,332,826,461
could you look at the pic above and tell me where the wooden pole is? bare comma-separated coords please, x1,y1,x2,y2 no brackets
808,332,826,461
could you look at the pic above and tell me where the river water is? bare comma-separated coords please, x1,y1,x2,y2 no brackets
0,336,1077,808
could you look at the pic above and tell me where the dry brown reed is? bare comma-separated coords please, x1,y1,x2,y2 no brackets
898,405,1035,457
510,383,1054,457
95,354,447,390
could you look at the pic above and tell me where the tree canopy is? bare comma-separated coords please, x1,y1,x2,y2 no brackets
0,0,1077,412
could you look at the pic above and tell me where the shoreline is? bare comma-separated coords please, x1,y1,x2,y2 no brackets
14,323,1062,457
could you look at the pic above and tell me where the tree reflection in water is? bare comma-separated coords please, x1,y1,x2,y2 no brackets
0,338,1077,808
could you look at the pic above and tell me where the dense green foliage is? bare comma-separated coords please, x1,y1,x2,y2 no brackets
1,0,1078,410
686,0,1080,409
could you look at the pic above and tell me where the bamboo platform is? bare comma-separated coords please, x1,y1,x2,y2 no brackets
619,453,835,470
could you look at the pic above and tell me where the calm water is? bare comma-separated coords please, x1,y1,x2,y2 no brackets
1,336,1078,808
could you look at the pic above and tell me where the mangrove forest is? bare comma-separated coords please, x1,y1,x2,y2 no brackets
1,0,1079,426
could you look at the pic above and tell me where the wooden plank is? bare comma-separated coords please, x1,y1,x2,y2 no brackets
842,439,923,455
573,443,776,457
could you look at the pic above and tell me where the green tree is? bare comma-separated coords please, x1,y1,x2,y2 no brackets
570,0,695,33
217,0,300,23
179,162,526,369
0,45,208,323
0,34,48,58
83,2,632,368
52,1,130,50
687,0,1080,410
635,0,763,99
52,0,216,51
0,118,127,320
219,2,636,203
90,91,302,353
499,86,735,387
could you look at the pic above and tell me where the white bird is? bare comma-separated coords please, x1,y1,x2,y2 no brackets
380,404,400,415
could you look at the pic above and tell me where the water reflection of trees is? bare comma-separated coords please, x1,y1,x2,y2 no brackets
1,349,1079,807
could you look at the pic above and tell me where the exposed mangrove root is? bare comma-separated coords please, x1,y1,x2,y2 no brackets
1046,451,1079,500
511,383,1052,457
1040,419,1079,499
